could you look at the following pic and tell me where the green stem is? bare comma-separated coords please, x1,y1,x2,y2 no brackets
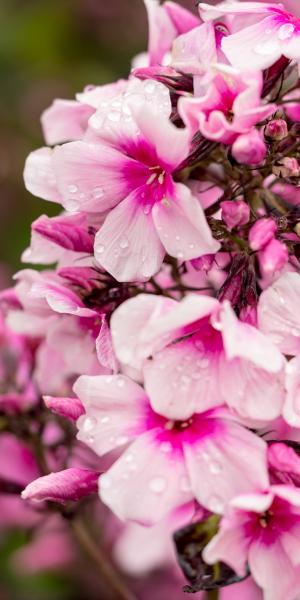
71,518,138,600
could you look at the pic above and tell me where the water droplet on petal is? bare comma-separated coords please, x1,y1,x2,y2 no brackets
108,111,121,122
116,378,125,388
96,244,105,256
93,186,104,199
82,416,97,432
143,204,151,215
100,474,112,490
68,184,78,193
160,441,172,454
209,461,222,475
149,477,167,494
125,454,134,463
208,495,224,513
144,81,156,94
278,23,295,40
116,436,129,446
100,416,110,424
119,236,129,249
180,476,192,493
66,198,80,211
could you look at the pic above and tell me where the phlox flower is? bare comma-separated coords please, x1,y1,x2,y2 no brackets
24,78,220,282
75,373,268,524
199,2,300,71
179,65,275,144
204,485,300,600
110,293,285,421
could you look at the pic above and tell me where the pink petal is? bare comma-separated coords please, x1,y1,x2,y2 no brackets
144,339,224,420
203,520,249,577
164,2,199,34
30,280,97,317
284,357,300,427
220,578,263,600
74,375,148,456
222,17,282,71
41,99,94,145
99,429,192,524
44,395,85,421
183,415,268,513
94,193,165,282
21,468,99,503
258,272,300,356
248,539,300,600
143,0,176,66
52,141,138,213
96,315,119,373
111,293,176,369
24,148,60,203
199,2,280,20
153,183,221,261
221,301,284,372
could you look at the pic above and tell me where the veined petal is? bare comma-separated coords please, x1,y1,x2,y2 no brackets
24,148,60,203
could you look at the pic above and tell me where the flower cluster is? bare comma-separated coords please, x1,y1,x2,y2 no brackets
2,1,300,598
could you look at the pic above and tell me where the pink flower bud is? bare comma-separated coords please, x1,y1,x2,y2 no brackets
190,254,214,271
232,130,267,165
265,119,288,141
44,396,85,422
221,200,250,230
21,468,99,504
32,214,94,254
259,238,288,277
249,218,277,251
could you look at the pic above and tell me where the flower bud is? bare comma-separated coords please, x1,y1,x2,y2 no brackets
259,238,288,277
190,254,214,271
232,130,267,166
265,119,288,141
221,200,250,230
21,468,99,504
44,396,85,422
249,218,277,251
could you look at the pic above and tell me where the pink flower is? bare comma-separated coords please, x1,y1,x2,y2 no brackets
25,79,220,282
75,373,268,524
265,118,288,141
258,271,300,356
179,66,275,144
111,294,284,421
221,199,250,230
199,2,300,71
203,485,300,600
232,130,267,166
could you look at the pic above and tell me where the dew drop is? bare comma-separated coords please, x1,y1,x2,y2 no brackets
149,477,167,494
209,461,222,475
100,474,112,490
68,184,78,193
208,495,224,513
180,476,192,493
108,110,121,122
66,199,80,211
116,436,129,446
143,204,151,215
82,416,97,432
93,186,105,199
144,81,156,94
125,454,134,463
119,236,129,249
292,328,299,337
278,23,295,40
160,441,172,454
100,416,110,424
117,378,125,388
177,252,184,259
97,246,107,259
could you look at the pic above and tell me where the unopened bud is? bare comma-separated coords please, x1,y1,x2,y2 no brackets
221,200,250,230
232,130,267,166
249,218,277,251
265,119,288,141
190,254,215,271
